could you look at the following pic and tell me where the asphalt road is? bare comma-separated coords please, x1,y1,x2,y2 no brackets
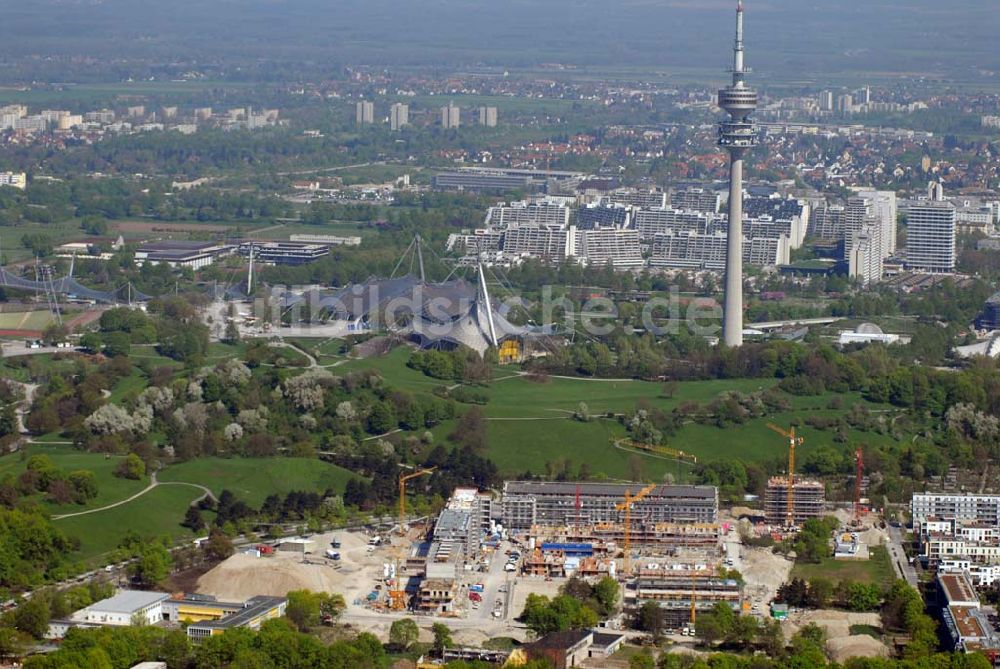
886,525,918,587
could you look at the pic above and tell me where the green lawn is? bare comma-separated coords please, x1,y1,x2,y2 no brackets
107,368,151,403
283,337,347,364
0,311,57,331
54,484,207,561
339,347,902,477
0,444,148,514
157,457,359,507
790,545,895,587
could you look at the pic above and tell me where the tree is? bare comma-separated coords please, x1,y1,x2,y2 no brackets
102,331,131,358
319,593,345,622
634,601,665,639
389,617,419,650
846,581,882,612
520,594,598,636
629,653,655,669
67,470,99,503
203,529,234,561
0,628,28,662
593,576,619,616
431,622,453,655
366,401,396,435
286,590,322,631
182,506,205,532
448,406,487,452
41,322,69,346
79,332,102,354
11,597,50,639
131,543,172,587
696,602,735,647
807,577,833,608
114,453,145,480
728,614,760,650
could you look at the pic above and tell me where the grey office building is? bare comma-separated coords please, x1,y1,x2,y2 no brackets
501,481,718,530
907,202,956,272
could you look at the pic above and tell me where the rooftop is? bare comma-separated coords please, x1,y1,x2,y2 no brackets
504,481,716,500
940,573,979,606
591,632,626,647
188,596,285,630
138,240,226,252
86,590,170,614
528,629,593,651
435,509,472,533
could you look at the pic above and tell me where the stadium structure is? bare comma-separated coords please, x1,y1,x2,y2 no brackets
0,263,151,304
0,237,549,362
269,238,550,362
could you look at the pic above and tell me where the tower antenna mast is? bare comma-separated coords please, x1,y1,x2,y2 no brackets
718,0,758,347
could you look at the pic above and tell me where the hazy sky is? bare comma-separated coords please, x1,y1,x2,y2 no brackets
0,0,997,80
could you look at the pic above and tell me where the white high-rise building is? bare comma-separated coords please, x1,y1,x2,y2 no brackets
907,201,956,273
928,180,945,202
819,91,834,112
355,101,374,125
478,106,497,127
855,189,898,254
847,223,883,286
390,103,409,131
441,102,460,129
836,93,854,114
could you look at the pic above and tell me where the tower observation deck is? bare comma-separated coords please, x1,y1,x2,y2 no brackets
718,0,759,347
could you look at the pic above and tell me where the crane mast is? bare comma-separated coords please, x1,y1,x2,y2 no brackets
767,423,803,528
615,483,657,576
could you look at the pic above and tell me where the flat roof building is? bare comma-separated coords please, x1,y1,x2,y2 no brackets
134,241,234,269
907,201,956,273
912,493,1000,526
184,596,287,640
71,590,170,627
240,240,330,265
502,481,718,530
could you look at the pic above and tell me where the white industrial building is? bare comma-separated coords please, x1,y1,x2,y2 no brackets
71,590,170,627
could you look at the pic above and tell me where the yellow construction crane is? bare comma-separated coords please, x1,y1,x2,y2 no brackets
767,423,803,528
615,483,657,576
398,467,437,530
389,467,437,612
690,581,697,628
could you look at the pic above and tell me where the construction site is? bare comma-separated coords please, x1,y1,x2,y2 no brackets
192,435,859,642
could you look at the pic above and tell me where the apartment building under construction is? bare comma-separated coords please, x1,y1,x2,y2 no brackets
764,477,826,526
626,565,742,628
527,521,720,552
502,481,718,530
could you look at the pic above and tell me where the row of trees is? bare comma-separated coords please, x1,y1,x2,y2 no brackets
520,576,619,635
0,454,99,508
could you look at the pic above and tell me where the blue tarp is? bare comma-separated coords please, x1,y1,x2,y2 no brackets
540,542,594,556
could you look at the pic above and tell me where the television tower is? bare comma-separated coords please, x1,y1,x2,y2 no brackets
717,0,758,347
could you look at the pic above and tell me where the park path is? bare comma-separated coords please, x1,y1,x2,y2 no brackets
13,381,37,434
51,471,216,521
268,341,318,368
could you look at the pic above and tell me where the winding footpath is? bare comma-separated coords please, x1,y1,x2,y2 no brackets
51,471,216,521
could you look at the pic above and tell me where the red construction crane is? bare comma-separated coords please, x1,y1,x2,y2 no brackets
854,448,864,521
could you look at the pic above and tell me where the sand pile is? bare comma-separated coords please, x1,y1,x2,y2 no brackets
198,553,342,600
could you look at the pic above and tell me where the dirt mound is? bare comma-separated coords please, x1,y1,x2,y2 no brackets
827,634,891,662
197,553,341,600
